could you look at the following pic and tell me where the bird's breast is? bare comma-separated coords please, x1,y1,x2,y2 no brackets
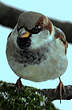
6,38,68,82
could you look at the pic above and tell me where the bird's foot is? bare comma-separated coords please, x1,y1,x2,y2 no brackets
56,77,65,103
16,77,23,94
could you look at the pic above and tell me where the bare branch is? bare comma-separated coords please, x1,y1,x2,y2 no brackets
0,2,23,28
38,85,72,101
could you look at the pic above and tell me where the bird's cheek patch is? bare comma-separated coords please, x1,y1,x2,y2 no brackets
20,32,30,38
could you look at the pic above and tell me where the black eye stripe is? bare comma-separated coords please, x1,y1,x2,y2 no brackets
29,25,42,34
17,24,42,35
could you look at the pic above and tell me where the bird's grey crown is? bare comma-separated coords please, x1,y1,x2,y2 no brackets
17,11,45,30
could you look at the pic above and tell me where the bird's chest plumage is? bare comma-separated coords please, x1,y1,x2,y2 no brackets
6,38,68,82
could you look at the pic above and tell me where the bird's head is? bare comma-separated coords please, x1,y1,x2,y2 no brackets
16,11,55,50
8,11,67,51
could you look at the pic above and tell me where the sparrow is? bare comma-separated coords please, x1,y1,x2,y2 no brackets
6,11,68,101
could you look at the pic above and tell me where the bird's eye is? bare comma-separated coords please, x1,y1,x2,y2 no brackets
30,25,41,34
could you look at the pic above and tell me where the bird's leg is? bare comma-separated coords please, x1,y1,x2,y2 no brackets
56,77,65,103
16,77,23,94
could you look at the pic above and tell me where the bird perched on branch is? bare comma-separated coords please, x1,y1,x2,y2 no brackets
6,11,68,101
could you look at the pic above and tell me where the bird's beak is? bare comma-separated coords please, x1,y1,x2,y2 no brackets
20,31,30,38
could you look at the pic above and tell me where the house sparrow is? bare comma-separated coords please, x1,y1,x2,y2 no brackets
6,11,68,101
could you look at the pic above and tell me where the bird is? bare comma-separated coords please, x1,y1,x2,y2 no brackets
6,11,68,101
